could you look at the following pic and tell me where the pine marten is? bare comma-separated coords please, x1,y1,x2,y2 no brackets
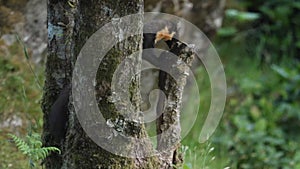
48,22,178,142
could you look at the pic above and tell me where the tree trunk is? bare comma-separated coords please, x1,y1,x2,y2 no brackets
43,0,149,168
42,0,194,168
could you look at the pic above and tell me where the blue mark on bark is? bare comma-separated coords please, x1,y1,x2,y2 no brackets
48,22,64,41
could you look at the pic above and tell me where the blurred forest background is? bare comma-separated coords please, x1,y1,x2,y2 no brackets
0,0,299,168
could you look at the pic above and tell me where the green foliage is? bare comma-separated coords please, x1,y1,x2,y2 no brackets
8,133,60,168
251,0,300,62
217,9,260,37
221,0,300,62
212,1,300,167
0,37,44,168
226,9,260,22
214,31,300,169
181,142,219,169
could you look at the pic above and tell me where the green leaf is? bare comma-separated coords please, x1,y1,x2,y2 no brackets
226,9,239,18
255,119,267,132
15,35,29,60
8,132,61,166
238,12,260,22
226,9,260,22
271,65,291,79
217,27,238,37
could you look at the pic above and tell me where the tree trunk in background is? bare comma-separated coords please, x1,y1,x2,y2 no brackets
42,0,159,168
145,0,226,38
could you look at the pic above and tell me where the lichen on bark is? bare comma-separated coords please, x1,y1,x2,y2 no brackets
44,0,197,168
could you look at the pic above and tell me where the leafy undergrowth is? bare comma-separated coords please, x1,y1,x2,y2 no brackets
0,38,44,169
181,37,299,169
213,40,300,168
180,1,300,168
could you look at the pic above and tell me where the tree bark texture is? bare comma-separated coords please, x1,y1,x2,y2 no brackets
156,40,195,168
43,0,153,168
43,0,195,168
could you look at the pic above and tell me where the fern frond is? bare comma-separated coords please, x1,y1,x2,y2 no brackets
8,132,61,168
8,134,31,155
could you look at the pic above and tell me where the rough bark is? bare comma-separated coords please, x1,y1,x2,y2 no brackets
42,0,73,167
43,0,155,168
43,0,195,168
142,1,225,166
156,39,195,168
